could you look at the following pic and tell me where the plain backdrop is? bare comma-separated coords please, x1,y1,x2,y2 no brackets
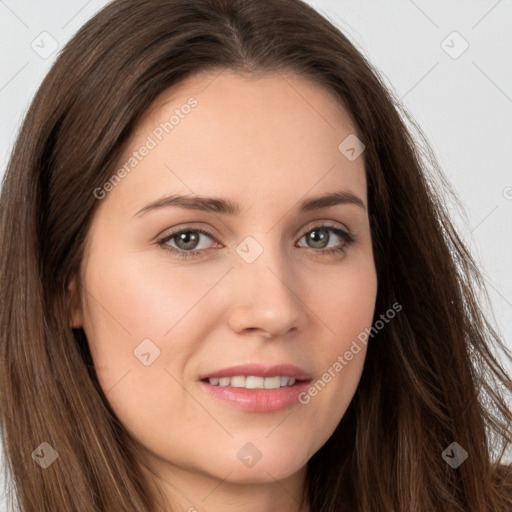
1,0,511,508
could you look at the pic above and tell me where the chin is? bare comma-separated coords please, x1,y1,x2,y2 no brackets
207,449,310,484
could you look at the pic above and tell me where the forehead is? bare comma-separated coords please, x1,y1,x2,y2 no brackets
140,68,355,130
106,69,366,215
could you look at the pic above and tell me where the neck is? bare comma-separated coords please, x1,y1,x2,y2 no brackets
140,459,310,512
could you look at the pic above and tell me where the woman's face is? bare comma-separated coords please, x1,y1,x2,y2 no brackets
73,70,377,490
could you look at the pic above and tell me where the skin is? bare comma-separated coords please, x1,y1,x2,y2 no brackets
70,69,378,512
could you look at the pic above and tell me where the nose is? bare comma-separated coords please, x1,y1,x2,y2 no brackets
226,241,308,339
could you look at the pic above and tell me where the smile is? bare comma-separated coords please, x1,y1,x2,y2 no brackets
204,375,297,388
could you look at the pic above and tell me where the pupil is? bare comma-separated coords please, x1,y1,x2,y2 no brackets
309,229,327,248
178,232,198,250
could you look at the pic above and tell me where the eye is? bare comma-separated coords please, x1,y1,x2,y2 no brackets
296,224,355,258
157,227,218,259
157,223,355,260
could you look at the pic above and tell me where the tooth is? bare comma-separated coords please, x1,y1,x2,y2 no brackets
245,376,265,389
218,377,231,387
230,376,246,387
208,375,297,388
264,376,281,389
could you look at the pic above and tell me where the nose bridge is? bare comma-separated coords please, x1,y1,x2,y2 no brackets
227,233,306,336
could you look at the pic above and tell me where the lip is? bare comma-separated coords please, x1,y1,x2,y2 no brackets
199,379,312,412
198,363,312,413
198,363,312,381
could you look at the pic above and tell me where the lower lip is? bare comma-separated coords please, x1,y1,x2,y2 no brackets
199,379,311,413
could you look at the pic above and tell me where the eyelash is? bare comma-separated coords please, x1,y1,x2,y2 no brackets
157,223,355,260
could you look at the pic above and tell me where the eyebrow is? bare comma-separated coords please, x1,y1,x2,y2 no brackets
134,189,366,217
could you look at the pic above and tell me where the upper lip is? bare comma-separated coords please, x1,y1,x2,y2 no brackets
199,363,312,381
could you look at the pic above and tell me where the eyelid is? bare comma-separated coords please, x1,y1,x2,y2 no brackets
157,225,220,248
157,223,218,241
299,219,350,236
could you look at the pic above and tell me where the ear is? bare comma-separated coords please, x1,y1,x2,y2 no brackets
68,277,83,328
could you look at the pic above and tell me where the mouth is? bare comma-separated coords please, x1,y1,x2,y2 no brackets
197,362,312,412
200,375,304,389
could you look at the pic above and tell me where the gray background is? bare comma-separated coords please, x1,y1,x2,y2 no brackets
1,0,511,509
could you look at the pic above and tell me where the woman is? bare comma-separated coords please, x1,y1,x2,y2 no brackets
1,0,511,510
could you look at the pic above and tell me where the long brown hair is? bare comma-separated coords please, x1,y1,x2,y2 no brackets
1,0,511,510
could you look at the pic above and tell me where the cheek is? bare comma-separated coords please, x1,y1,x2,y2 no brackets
81,248,217,351
79,248,223,416
297,254,376,430
79,259,192,444
314,251,378,348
